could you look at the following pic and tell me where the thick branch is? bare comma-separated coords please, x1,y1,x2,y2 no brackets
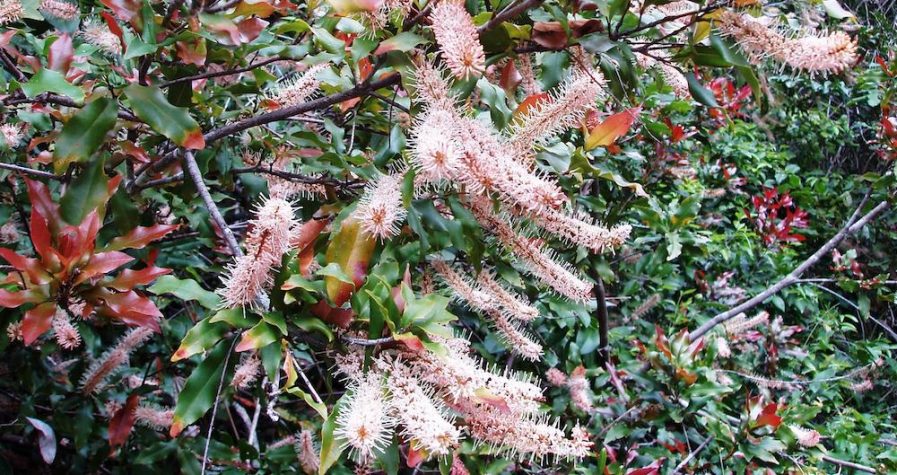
182,151,244,258
689,198,890,341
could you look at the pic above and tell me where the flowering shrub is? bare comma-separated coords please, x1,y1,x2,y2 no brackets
0,0,895,474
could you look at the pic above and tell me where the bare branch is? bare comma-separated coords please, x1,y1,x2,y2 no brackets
0,162,63,181
689,198,890,341
182,151,244,258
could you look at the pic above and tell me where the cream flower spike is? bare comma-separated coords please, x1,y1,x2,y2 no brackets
409,109,461,185
335,371,395,461
355,172,407,240
0,0,23,25
39,0,78,20
430,0,486,80
220,197,297,308
80,19,122,55
432,259,543,360
476,271,539,323
717,11,858,74
635,52,689,97
529,206,632,254
506,72,605,166
269,63,328,108
468,197,594,302
411,58,458,112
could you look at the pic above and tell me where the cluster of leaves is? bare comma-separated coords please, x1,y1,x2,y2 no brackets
0,0,895,474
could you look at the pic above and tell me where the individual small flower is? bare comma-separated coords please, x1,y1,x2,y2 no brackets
134,404,174,431
0,221,19,243
220,197,297,308
506,73,604,165
39,0,78,20
355,172,406,240
429,0,486,80
79,19,121,55
52,309,81,350
1,124,23,148
410,109,460,185
335,371,395,461
0,0,23,25
295,429,320,475
80,327,154,394
232,353,262,389
790,425,821,447
269,63,328,108
383,360,460,457
6,321,23,342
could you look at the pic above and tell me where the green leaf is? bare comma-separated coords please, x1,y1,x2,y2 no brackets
373,32,426,55
286,387,328,419
124,84,205,149
59,157,111,225
170,338,234,436
312,27,344,55
22,68,84,103
323,217,376,306
685,72,719,107
171,315,228,362
318,395,345,474
235,321,279,352
294,315,334,341
148,275,221,309
209,308,259,329
52,97,118,173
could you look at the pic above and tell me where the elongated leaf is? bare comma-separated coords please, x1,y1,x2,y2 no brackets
26,417,56,464
22,302,56,345
148,275,221,309
685,73,719,107
585,107,641,150
318,395,345,474
108,394,139,449
22,68,84,103
60,158,112,224
105,224,179,251
171,315,228,362
170,339,234,437
53,97,118,173
124,84,205,149
235,321,279,352
324,217,376,306
374,32,426,55
74,251,135,284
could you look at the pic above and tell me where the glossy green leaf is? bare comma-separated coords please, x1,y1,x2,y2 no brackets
170,339,234,436
170,315,228,362
235,321,279,352
124,84,205,149
323,217,376,306
685,72,719,107
318,395,345,474
52,97,118,173
59,157,110,224
148,275,221,309
22,68,84,102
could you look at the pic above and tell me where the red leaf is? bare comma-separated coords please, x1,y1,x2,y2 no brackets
393,333,424,351
755,403,782,428
101,11,125,50
0,288,45,308
29,203,54,264
48,35,74,74
109,394,139,449
0,248,52,284
101,0,141,21
93,290,162,330
22,302,56,345
531,22,569,49
309,300,355,328
106,224,179,251
406,444,426,468
74,251,135,285
106,265,172,291
585,107,641,150
499,60,522,96
24,180,61,232
176,38,207,67
513,92,550,119
626,459,664,475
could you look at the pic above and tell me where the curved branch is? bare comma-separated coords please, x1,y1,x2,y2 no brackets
182,151,244,258
689,198,890,341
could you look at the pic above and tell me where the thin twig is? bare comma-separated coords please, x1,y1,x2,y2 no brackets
0,162,63,181
158,57,286,88
671,435,713,474
689,197,890,340
820,454,877,474
183,151,244,258
201,336,238,475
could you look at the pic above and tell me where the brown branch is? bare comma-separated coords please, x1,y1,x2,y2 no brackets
671,435,713,475
3,93,140,122
0,162,63,181
479,0,544,35
689,198,891,341
616,0,731,39
182,151,244,258
158,57,287,88
820,454,877,474
593,276,610,365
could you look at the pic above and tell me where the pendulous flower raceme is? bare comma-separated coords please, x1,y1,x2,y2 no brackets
354,172,407,240
429,0,486,80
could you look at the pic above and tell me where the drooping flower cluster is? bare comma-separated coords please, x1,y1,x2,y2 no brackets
354,172,406,240
716,11,858,74
429,0,486,80
232,352,262,389
79,19,122,55
39,0,78,21
433,259,543,360
334,335,591,463
269,63,327,108
134,404,174,431
80,327,154,394
545,365,593,413
220,197,298,308
295,429,320,474
0,0,22,25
